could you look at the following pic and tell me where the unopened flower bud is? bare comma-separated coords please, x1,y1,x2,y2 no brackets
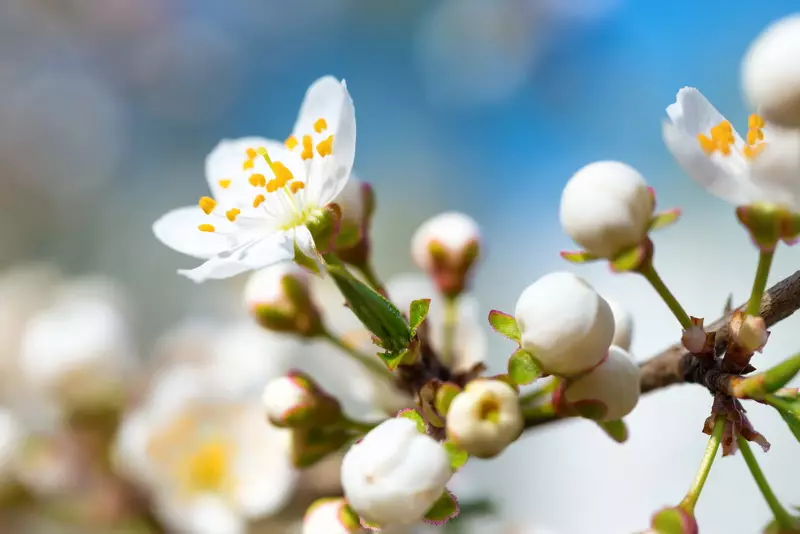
560,161,654,259
606,298,633,351
730,311,769,353
560,346,641,421
742,14,800,128
445,379,523,459
514,272,615,376
244,263,323,337
341,417,452,527
303,497,362,534
262,371,341,428
411,212,481,298
333,175,376,266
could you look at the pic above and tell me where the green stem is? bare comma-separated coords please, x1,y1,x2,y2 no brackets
320,329,392,379
746,249,775,316
679,415,725,513
639,262,693,329
441,296,459,368
357,261,387,296
737,436,798,529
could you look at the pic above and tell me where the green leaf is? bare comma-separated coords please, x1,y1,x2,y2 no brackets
609,244,647,273
443,440,469,471
397,408,426,433
409,299,432,332
649,208,681,231
597,419,629,443
326,262,411,352
559,250,599,264
423,490,460,525
507,349,542,386
487,310,521,343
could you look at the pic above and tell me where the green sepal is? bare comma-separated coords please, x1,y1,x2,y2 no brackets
409,298,432,333
507,348,542,386
736,202,786,252
397,408,426,434
294,242,323,275
378,349,407,371
609,244,647,273
560,250,599,264
423,490,460,525
290,426,350,468
435,382,461,416
487,310,521,343
649,208,681,232
651,507,698,534
597,419,629,443
443,440,469,471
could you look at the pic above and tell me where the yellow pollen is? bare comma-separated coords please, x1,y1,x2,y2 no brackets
198,224,215,232
243,148,258,170
266,180,279,193
253,194,265,207
749,114,765,129
198,196,216,215
246,148,257,159
290,181,305,193
316,135,334,157
249,173,266,187
271,161,294,188
182,441,230,492
218,179,231,189
744,144,767,160
314,118,328,133
226,208,241,222
285,135,298,150
301,135,313,160
697,120,736,156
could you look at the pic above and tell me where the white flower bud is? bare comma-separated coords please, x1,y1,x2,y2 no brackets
561,346,641,421
742,14,800,128
303,497,362,534
341,418,452,527
411,212,481,298
514,272,615,377
560,161,653,259
605,298,634,352
244,263,322,336
262,371,340,428
445,379,523,459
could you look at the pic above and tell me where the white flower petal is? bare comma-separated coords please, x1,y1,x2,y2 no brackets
205,136,274,201
293,225,324,273
666,87,732,138
153,206,237,259
157,495,246,534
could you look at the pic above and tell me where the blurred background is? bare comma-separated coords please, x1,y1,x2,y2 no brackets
2,0,800,532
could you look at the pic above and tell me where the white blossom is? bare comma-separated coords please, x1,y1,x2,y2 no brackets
341,417,452,527
559,161,653,259
663,87,800,210
515,272,615,377
562,345,641,421
153,76,356,282
445,379,523,459
742,14,800,128
605,298,634,352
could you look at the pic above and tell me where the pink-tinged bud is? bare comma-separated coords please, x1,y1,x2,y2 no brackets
303,497,362,534
560,346,641,421
411,212,481,298
244,263,323,337
262,371,341,429
729,311,769,353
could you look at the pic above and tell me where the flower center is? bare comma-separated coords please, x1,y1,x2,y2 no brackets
696,114,767,160
195,116,334,234
180,439,232,493
477,394,501,423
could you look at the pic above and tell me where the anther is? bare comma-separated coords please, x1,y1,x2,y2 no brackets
199,196,217,215
314,118,328,133
290,181,305,193
301,135,313,161
316,135,334,157
253,194,266,208
249,174,266,187
198,224,215,232
218,179,231,189
285,136,298,150
226,208,241,222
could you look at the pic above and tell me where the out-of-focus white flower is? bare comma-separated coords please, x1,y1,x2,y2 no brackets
153,76,356,282
446,379,522,459
515,272,614,377
244,263,322,336
663,87,800,210
0,407,21,487
302,497,361,534
560,346,641,421
341,418,452,527
115,363,298,534
742,14,800,128
17,277,136,411
605,298,634,352
559,161,653,259
411,212,481,297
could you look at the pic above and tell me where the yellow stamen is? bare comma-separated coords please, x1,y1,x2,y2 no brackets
314,118,328,133
253,194,265,208
749,114,765,129
266,180,279,193
744,144,767,160
290,181,305,193
226,208,241,222
271,161,294,188
246,148,257,159
182,441,230,492
249,173,266,187
316,135,334,157
697,120,736,156
218,179,231,189
301,135,313,160
198,224,215,232
198,196,216,215
697,133,716,154
243,148,258,170
285,135,298,150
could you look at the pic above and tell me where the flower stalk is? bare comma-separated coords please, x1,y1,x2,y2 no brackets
679,415,725,513
320,328,392,379
639,262,693,329
441,295,459,368
746,249,775,316
737,435,799,530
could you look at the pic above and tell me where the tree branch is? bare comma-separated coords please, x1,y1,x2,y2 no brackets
523,270,800,430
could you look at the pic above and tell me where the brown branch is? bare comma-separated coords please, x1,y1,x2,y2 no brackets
524,270,800,430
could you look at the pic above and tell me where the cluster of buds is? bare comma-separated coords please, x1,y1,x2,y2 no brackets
244,263,323,337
